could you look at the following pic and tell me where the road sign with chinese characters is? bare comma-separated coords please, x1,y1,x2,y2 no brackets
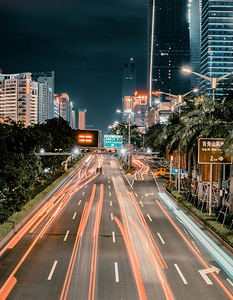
198,138,232,164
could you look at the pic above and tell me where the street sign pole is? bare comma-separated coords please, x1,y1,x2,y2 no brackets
209,164,213,216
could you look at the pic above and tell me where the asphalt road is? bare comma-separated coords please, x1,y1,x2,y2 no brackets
0,154,233,300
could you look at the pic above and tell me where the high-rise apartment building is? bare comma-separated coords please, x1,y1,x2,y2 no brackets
147,0,190,96
0,72,38,125
200,0,233,97
32,72,55,124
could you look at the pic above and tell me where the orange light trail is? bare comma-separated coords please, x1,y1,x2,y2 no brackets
88,184,104,300
128,218,173,300
156,200,233,299
60,185,97,300
0,162,98,299
114,217,147,300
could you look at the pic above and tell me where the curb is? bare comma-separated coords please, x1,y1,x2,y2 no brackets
165,190,233,255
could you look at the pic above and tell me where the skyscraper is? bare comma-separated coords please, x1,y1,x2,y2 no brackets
54,93,71,123
78,109,86,130
122,58,136,98
0,72,38,125
32,71,55,124
122,58,136,122
200,0,233,97
147,0,190,96
189,0,202,88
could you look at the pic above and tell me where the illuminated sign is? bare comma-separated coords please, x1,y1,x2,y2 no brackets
76,130,99,147
198,138,231,164
104,135,123,148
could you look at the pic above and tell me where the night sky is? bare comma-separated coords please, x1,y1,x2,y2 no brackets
0,0,147,133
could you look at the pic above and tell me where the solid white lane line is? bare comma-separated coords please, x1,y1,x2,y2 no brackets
147,214,152,222
112,231,116,243
140,201,144,207
135,193,138,197
114,262,119,282
111,213,113,221
82,192,85,196
192,240,200,254
109,192,111,196
47,260,58,280
151,171,161,192
157,232,165,244
110,201,112,206
174,264,188,284
124,174,133,189
145,194,148,197
78,200,81,206
109,185,111,189
227,278,233,286
63,230,70,242
72,212,77,220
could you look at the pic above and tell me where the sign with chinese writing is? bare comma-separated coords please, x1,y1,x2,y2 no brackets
198,138,232,164
202,164,218,182
172,151,186,168
172,150,179,168
76,130,99,147
104,135,123,148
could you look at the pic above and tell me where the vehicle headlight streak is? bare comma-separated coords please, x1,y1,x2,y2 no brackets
0,157,99,299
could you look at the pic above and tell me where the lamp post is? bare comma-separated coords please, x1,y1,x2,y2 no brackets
159,88,198,193
182,68,233,102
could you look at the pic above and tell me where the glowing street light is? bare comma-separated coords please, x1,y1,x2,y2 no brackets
182,67,233,101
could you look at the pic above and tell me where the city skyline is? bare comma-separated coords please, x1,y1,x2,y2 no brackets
0,0,147,133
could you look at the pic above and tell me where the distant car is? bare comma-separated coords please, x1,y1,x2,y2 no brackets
154,167,170,178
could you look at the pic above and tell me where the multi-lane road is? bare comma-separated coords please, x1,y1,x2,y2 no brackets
0,154,233,299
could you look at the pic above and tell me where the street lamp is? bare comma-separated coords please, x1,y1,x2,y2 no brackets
158,88,198,114
182,68,233,101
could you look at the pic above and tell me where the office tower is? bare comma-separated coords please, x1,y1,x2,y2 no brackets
71,108,76,129
122,58,136,122
147,0,190,96
189,0,202,88
0,72,38,125
122,58,136,98
201,0,233,97
32,71,55,124
78,109,86,130
54,93,70,123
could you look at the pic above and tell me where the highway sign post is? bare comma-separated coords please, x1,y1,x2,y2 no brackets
198,138,232,215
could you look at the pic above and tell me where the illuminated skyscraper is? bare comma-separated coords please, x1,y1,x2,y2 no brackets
200,0,233,97
54,93,71,123
147,0,190,96
78,109,86,130
189,0,202,88
122,58,136,122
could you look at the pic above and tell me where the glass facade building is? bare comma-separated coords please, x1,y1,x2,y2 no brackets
201,0,233,97
147,0,190,96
